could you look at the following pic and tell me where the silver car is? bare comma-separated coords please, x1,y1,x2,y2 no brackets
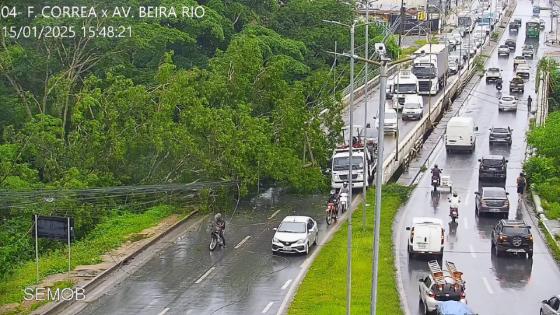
498,95,518,111
541,295,560,315
272,216,318,255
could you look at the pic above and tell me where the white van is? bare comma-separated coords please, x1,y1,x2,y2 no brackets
445,117,477,153
383,108,398,135
402,94,424,120
406,217,444,258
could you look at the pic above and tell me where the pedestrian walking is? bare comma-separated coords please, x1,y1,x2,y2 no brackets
517,172,527,199
527,95,533,112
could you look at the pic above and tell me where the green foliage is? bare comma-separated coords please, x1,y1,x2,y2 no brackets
289,185,411,315
474,56,486,74
524,156,558,184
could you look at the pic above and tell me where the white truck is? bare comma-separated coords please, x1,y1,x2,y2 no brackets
330,126,376,189
413,44,449,96
392,70,419,110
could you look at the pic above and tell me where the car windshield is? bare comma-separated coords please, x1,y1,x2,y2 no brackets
396,83,417,93
412,64,436,78
501,96,514,101
503,226,530,235
492,128,509,133
277,222,306,233
482,158,504,167
333,156,363,171
483,189,506,198
404,102,421,109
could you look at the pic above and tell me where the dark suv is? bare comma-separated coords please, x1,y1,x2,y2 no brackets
491,220,533,258
489,127,513,145
478,155,508,180
475,187,510,217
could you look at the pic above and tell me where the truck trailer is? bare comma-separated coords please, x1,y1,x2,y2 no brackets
413,44,449,96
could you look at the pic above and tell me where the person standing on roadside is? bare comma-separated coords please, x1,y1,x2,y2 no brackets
517,172,527,199
527,95,533,112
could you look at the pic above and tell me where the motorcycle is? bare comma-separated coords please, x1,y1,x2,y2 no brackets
209,224,225,251
431,174,441,192
325,202,338,225
448,198,460,222
339,192,348,213
496,82,502,91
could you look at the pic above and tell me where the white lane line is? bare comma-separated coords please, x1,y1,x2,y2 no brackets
234,236,252,249
195,267,216,284
469,244,477,258
262,302,274,313
281,279,293,290
268,209,281,220
463,217,469,230
482,277,494,295
157,308,170,315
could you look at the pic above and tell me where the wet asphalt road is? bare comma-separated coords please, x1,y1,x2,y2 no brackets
395,1,560,314
77,190,329,315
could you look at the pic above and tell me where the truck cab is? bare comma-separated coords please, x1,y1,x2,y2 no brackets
413,44,449,96
392,70,418,109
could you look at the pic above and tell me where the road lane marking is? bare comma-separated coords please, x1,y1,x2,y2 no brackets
482,277,494,295
464,192,471,206
469,245,477,258
463,217,469,230
234,236,251,249
281,279,292,290
157,308,170,315
262,302,274,313
195,267,216,284
268,209,281,220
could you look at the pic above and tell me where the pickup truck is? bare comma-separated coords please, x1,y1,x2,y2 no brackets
522,45,535,59
486,67,502,84
509,77,525,93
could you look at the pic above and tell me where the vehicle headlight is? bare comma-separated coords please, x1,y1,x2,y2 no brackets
296,239,306,244
273,237,279,243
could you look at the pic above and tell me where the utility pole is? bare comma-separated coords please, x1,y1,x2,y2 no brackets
399,0,405,46
363,1,369,229
347,22,355,315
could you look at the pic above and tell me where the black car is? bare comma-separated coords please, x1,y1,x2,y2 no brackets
475,187,510,217
478,155,508,180
489,127,513,145
505,39,516,51
491,219,533,258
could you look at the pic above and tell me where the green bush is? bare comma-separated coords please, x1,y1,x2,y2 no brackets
524,156,558,185
543,202,560,220
536,179,560,203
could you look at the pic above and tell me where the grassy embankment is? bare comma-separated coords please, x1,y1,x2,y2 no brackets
289,184,411,315
0,205,190,313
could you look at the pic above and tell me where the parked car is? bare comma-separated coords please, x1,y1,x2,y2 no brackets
383,108,398,135
491,219,533,258
402,94,424,120
418,260,467,314
406,217,444,258
498,45,510,56
505,39,516,51
271,216,318,255
515,64,530,79
478,155,508,180
489,127,513,145
475,186,510,216
498,95,518,111
541,295,560,315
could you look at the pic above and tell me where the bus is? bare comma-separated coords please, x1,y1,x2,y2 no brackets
458,12,475,33
526,18,540,38
480,12,497,28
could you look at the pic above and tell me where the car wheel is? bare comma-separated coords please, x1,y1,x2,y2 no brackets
422,298,429,314
476,205,480,216
305,242,309,255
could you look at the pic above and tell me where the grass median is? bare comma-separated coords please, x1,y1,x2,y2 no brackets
289,184,412,315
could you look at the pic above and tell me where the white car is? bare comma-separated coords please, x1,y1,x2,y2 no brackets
516,64,530,79
272,216,318,255
406,217,444,258
402,94,424,120
497,45,510,56
498,95,518,111
383,108,398,135
541,294,560,314
419,260,468,314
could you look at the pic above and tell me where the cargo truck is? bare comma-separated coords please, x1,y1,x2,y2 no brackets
413,44,449,96
392,70,419,110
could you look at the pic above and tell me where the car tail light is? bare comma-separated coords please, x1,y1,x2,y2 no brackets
528,234,533,242
481,200,488,206
504,200,509,207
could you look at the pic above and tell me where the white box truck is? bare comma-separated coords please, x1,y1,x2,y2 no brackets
392,70,419,110
413,44,449,96
445,117,478,153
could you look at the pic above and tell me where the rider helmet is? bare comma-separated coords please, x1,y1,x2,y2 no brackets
453,192,458,197
434,164,438,168
343,182,348,187
214,213,222,221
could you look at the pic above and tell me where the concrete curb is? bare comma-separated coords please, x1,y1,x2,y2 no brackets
38,210,199,315
276,196,363,315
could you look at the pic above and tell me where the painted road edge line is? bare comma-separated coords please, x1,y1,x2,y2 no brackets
281,279,292,290
157,307,170,315
234,236,252,249
195,266,216,284
262,302,274,314
482,276,495,295
268,209,281,220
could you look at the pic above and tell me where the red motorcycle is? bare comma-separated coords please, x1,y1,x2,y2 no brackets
325,202,338,225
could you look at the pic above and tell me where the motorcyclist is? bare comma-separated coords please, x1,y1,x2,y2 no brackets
339,183,349,212
328,189,339,209
431,165,442,185
449,192,461,209
496,78,503,91
214,213,226,245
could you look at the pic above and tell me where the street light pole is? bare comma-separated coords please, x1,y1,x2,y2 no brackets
363,1,369,229
347,21,355,315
